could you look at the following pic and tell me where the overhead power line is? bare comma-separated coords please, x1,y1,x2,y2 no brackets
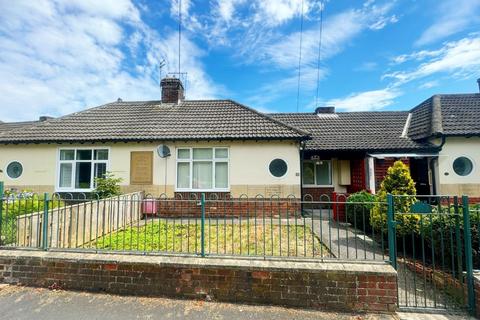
315,1,325,108
296,0,305,113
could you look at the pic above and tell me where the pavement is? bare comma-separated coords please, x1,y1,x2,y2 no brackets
0,284,394,320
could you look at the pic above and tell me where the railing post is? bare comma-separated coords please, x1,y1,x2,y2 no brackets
462,195,475,315
200,193,205,258
387,193,397,269
0,181,3,246
42,193,49,250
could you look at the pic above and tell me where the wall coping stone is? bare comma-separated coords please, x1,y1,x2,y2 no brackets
0,250,395,275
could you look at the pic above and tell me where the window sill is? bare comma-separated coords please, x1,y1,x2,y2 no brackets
302,185,334,188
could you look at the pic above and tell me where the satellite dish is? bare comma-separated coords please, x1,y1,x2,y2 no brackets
157,145,171,158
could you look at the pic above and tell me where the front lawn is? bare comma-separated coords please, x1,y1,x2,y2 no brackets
88,220,330,258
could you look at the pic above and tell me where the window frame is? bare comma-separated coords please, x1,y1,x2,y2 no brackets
268,158,289,178
5,161,24,180
55,147,110,192
302,160,333,187
175,147,230,192
452,155,475,177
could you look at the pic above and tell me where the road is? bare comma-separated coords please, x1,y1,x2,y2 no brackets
0,284,393,320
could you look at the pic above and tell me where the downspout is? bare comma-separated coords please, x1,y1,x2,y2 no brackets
429,95,445,196
299,141,305,201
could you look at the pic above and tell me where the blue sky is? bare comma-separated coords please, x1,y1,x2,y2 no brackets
0,0,479,121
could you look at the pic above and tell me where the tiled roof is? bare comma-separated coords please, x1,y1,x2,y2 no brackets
409,94,480,140
0,120,41,134
270,112,434,152
0,100,308,143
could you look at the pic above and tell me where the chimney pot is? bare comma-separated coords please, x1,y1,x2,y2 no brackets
161,77,185,104
315,106,335,114
477,78,480,93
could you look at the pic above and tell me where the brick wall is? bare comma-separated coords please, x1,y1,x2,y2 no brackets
475,274,480,319
348,159,367,194
0,251,397,313
302,187,335,201
147,199,301,218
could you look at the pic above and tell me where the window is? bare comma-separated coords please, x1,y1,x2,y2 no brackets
269,159,288,178
6,161,23,179
302,160,332,186
452,156,473,176
176,147,229,190
57,148,109,190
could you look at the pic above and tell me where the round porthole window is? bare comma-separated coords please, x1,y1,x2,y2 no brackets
269,159,288,178
452,157,473,176
6,161,23,179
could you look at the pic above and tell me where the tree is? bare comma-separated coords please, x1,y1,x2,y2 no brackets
371,160,418,235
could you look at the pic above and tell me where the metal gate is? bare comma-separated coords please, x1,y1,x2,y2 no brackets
387,194,477,314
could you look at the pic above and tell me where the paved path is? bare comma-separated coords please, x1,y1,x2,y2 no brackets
0,284,394,320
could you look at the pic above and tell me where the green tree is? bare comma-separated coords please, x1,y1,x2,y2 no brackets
94,172,122,199
371,160,418,235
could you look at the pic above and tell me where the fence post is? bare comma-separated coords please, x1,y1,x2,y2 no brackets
462,195,475,315
387,193,397,269
42,193,49,250
0,181,3,245
200,193,205,258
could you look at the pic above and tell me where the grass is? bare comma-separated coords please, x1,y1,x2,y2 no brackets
88,220,330,258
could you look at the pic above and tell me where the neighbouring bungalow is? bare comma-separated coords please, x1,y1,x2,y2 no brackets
0,77,479,200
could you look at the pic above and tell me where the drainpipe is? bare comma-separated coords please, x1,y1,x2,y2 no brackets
299,141,305,202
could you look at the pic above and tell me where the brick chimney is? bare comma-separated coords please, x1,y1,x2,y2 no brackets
315,106,335,114
161,77,185,104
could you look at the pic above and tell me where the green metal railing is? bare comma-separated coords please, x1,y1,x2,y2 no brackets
387,194,478,315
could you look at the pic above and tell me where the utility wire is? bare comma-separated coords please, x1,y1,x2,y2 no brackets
296,0,305,112
315,1,325,108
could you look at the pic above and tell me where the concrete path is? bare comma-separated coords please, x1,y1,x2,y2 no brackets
0,284,394,320
305,209,386,261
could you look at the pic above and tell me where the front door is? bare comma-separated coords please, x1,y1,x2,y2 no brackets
409,158,431,195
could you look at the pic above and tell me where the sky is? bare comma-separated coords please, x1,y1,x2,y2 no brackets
0,0,480,122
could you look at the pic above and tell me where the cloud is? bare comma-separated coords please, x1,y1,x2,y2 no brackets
0,0,219,122
385,36,480,85
415,0,480,46
327,88,401,111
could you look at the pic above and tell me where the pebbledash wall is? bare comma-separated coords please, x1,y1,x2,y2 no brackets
436,137,480,199
0,250,398,313
0,141,301,198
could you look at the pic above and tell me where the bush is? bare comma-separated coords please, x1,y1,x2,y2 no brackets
94,172,122,199
371,160,418,235
346,191,376,232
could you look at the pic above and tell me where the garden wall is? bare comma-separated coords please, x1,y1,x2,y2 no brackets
0,250,397,313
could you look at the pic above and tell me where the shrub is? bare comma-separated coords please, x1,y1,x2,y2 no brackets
371,160,418,235
346,191,376,232
94,172,122,199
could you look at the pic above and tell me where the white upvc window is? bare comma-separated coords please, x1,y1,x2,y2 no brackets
176,147,229,191
57,148,110,191
302,160,332,186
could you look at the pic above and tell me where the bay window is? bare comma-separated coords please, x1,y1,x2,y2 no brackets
176,147,229,191
302,160,332,186
57,148,109,190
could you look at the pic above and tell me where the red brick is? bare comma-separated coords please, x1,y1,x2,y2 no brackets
103,264,117,271
252,271,270,280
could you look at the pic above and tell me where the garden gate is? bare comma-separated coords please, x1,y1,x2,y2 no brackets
387,194,477,315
